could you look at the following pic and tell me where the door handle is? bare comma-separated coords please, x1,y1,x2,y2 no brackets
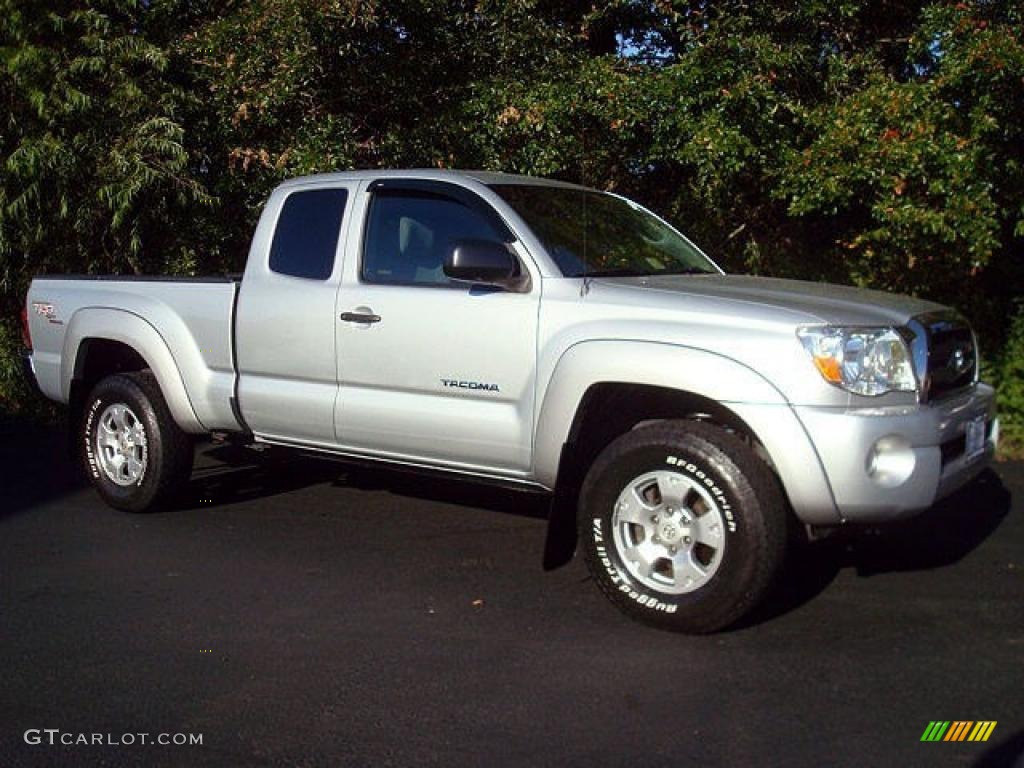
340,311,381,324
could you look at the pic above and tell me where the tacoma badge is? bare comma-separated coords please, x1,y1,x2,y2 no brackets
440,378,500,392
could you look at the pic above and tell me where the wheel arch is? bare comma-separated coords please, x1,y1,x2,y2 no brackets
64,308,205,434
533,340,787,489
535,340,833,569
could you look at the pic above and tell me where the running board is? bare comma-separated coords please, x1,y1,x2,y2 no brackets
253,436,552,494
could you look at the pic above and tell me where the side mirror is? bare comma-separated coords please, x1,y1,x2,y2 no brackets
444,239,530,292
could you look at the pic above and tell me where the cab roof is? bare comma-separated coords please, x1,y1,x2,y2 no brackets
277,168,589,191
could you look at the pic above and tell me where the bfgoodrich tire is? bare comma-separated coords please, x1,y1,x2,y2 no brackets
80,372,194,512
578,420,787,633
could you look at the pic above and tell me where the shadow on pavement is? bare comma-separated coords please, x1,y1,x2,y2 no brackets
2,416,1013,628
974,728,1024,768
828,468,1010,575
0,414,86,519
742,468,1011,628
183,444,1009,581
176,442,550,520
334,463,550,520
174,443,342,510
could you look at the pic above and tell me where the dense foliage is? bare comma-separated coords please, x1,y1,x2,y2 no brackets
1,0,1021,449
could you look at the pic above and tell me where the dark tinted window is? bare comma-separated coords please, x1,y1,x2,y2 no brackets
363,191,505,286
269,188,348,280
490,184,715,278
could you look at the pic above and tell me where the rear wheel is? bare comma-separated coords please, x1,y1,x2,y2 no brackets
80,372,194,512
578,420,787,633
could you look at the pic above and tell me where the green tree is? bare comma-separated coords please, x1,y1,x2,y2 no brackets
174,0,580,264
1,0,1022,450
0,0,211,409
781,2,1024,340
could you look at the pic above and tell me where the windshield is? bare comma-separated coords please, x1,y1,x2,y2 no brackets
489,184,718,278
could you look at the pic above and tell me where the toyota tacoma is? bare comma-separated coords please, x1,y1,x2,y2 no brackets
22,170,998,632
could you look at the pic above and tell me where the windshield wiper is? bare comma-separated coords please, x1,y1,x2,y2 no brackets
578,268,652,278
659,267,713,275
579,266,712,278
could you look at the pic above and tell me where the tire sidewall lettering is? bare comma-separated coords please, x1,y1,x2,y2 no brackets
83,397,103,481
593,517,679,614
82,389,151,492
665,454,737,533
590,452,739,615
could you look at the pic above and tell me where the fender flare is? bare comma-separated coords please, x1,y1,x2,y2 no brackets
63,307,206,433
533,340,787,487
533,340,840,559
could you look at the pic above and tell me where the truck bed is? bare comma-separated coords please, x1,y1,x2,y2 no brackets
26,275,242,432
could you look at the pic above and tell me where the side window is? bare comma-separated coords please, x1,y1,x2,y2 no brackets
362,191,505,286
269,188,348,280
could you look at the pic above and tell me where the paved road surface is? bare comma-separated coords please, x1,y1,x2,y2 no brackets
1,418,1021,767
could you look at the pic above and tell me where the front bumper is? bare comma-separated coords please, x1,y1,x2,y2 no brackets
794,383,997,523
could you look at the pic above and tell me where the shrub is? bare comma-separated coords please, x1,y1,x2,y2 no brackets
992,305,1024,458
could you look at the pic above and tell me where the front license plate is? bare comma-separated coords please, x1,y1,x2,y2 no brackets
965,416,986,461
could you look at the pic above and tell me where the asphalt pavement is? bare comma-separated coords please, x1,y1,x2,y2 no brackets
1,416,1022,767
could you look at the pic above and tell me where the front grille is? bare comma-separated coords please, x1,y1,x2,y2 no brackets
912,312,977,402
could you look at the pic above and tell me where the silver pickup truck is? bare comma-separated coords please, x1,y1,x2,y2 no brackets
22,170,998,632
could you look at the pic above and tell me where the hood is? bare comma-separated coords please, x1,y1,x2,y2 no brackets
594,274,946,327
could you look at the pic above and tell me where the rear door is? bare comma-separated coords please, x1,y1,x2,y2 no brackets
236,182,353,444
334,179,540,475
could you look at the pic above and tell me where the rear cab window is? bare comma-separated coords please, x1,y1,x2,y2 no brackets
269,188,349,280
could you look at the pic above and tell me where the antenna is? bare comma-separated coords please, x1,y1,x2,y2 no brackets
581,132,591,297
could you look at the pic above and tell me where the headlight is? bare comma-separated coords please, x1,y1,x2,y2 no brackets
796,326,917,396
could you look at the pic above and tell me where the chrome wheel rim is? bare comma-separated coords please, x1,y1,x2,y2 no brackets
95,403,148,487
611,469,726,594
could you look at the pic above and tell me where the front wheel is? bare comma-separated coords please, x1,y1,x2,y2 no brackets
578,420,787,633
80,372,194,512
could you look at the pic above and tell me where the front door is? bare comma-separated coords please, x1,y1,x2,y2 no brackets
334,180,539,475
